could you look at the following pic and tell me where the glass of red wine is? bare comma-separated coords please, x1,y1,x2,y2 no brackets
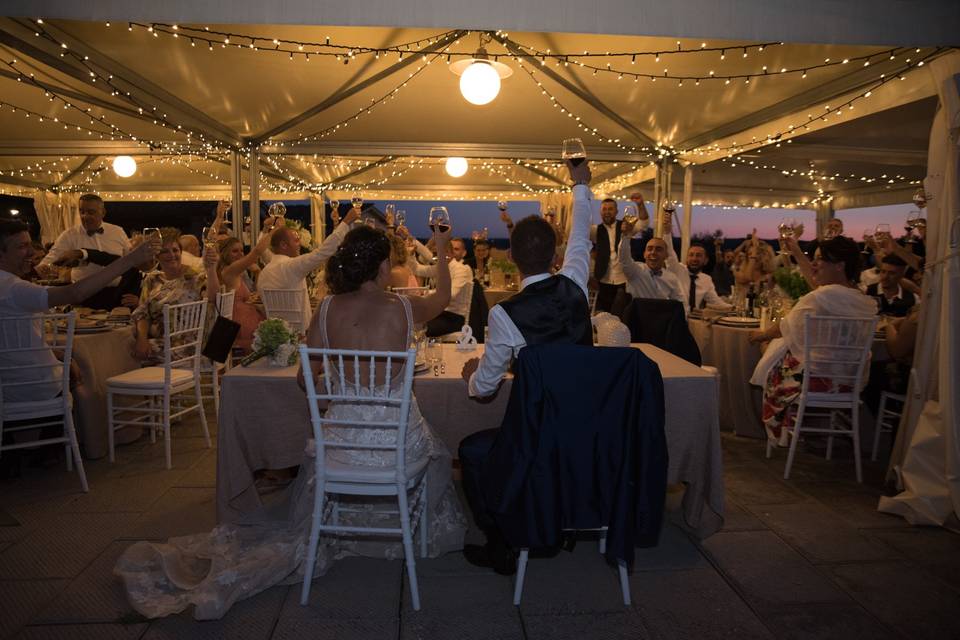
562,138,587,166
428,206,450,233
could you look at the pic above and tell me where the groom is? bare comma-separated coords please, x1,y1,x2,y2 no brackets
458,158,594,574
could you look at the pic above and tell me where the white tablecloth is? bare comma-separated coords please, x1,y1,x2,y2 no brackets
216,344,724,538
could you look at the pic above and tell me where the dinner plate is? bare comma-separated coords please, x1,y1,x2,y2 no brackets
414,361,429,373
74,325,113,334
717,316,760,327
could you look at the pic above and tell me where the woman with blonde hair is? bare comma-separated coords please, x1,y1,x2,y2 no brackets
216,232,272,352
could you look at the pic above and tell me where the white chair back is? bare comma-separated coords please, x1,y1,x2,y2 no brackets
262,288,307,333
161,300,207,382
0,312,74,406
801,314,877,405
215,290,236,321
298,345,417,477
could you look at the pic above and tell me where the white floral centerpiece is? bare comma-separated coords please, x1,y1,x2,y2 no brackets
240,317,299,367
285,219,313,250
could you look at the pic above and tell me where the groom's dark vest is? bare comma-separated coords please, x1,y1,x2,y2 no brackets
593,223,623,281
499,275,592,346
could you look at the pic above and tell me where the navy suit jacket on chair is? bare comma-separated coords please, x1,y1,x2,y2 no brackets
479,343,668,567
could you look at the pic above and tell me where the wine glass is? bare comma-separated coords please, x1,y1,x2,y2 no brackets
143,227,160,238
497,200,508,211
622,204,639,229
905,210,925,243
875,223,891,240
201,226,217,248
778,217,797,255
351,196,363,210
561,138,587,166
912,187,928,209
428,206,450,233
267,202,286,218
395,210,406,228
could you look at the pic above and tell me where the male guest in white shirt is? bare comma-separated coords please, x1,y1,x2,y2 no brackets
178,235,205,270
457,159,594,574
0,220,159,402
38,193,131,309
257,208,358,326
590,198,649,312
425,237,474,337
674,243,731,312
618,217,686,310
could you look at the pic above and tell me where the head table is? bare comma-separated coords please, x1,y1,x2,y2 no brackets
216,343,724,538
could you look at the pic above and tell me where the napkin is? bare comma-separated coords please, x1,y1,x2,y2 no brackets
455,325,478,352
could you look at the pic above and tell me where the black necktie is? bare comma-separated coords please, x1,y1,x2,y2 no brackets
86,228,104,236
689,273,697,309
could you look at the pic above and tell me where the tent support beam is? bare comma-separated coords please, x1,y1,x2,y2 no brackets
511,161,567,188
9,18,242,147
251,30,467,143
0,67,147,122
494,34,658,150
248,150,260,242
230,151,243,235
681,166,694,257
258,142,650,163
329,156,396,185
0,175,49,190
53,155,98,188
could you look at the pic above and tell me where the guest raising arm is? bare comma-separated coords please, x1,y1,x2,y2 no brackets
617,218,686,308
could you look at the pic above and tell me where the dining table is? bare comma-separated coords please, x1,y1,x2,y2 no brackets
688,317,766,439
69,324,145,458
216,343,724,539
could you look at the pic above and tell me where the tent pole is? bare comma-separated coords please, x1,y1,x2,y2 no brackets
681,165,694,257
230,151,243,238
815,198,835,240
248,150,260,245
653,164,662,237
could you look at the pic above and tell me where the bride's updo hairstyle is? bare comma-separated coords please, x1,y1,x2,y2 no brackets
325,226,392,294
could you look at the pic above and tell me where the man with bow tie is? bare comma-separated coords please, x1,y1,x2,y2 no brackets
38,193,131,309
617,217,686,309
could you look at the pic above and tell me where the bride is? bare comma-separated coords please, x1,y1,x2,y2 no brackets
114,224,466,620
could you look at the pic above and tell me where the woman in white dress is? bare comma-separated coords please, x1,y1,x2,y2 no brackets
114,225,466,620
748,236,878,446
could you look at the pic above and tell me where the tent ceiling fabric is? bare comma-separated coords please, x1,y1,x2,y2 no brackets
8,1,959,47
0,16,950,207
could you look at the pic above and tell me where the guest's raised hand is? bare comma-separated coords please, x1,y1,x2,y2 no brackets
202,244,219,269
341,207,360,226
254,228,273,253
396,224,410,239
499,210,513,226
620,218,637,236
566,158,591,184
131,232,161,264
216,200,231,218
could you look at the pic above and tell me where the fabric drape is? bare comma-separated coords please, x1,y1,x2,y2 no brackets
878,51,960,529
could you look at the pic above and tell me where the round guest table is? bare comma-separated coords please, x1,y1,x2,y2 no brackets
688,318,766,439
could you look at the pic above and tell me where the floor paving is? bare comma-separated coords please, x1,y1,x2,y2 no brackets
2,418,959,640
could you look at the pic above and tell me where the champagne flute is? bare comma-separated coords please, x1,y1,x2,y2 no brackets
428,206,450,233
561,138,587,166
396,210,406,228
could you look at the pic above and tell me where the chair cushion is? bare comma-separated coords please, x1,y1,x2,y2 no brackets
107,367,195,389
323,453,429,485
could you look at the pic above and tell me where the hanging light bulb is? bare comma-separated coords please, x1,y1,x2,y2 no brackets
445,157,468,177
112,155,137,177
459,61,501,105
449,37,513,106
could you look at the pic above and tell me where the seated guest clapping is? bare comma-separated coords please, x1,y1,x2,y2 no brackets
457,158,593,575
132,228,219,362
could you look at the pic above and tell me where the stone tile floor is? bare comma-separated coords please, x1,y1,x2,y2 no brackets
2,416,959,640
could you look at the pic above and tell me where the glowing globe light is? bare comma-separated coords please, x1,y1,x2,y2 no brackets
445,157,468,178
112,155,137,178
459,62,501,105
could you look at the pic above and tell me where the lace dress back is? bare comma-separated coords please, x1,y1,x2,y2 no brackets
317,293,429,467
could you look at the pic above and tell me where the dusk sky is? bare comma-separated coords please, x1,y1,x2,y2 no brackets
372,199,917,242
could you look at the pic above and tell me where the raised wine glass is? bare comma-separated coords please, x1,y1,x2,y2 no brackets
622,204,639,226
561,138,587,166
778,217,797,255
428,206,450,233
905,211,925,243
201,226,217,249
861,229,874,254
875,223,891,240
267,202,286,218
497,200,508,211
395,210,406,228
385,203,396,223
351,196,363,210
143,227,160,238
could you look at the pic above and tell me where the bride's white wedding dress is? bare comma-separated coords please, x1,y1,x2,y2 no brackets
114,294,467,620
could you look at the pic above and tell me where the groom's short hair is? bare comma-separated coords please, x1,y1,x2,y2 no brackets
510,215,556,275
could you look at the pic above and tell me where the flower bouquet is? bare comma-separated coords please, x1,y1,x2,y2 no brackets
240,317,299,367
